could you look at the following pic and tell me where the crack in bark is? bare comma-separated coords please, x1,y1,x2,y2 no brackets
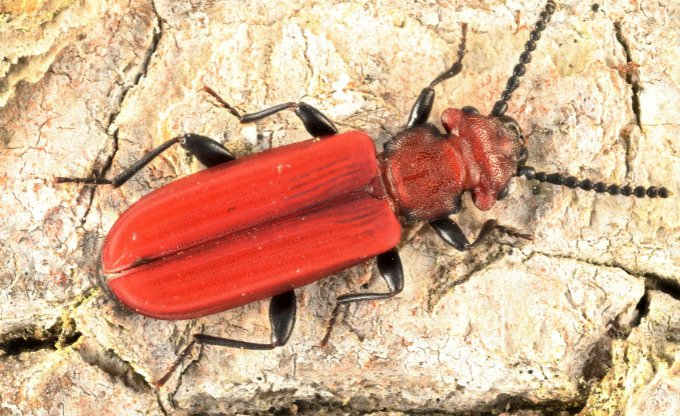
166,341,204,402
633,274,680,326
632,289,650,327
142,0,164,86
613,21,642,129
0,287,96,355
642,273,680,300
527,250,680,327
613,21,642,179
425,243,510,312
484,394,586,415
76,0,164,226
231,393,586,416
0,317,81,356
408,244,675,416
77,343,151,392
69,290,156,391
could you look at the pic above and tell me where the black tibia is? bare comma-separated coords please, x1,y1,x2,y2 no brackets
518,166,670,198
320,248,404,346
241,102,338,137
195,290,297,350
179,134,236,167
490,0,556,117
407,23,468,128
430,217,533,252
202,85,338,137
55,134,235,188
155,290,297,387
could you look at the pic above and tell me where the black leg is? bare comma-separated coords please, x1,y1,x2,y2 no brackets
406,23,468,128
180,133,236,168
461,106,479,115
430,218,533,252
55,134,235,188
195,290,296,350
202,86,338,137
320,248,404,346
155,290,297,386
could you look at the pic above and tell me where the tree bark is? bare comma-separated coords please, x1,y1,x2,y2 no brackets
1,1,678,414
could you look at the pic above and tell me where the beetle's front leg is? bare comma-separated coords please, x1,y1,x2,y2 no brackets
55,133,235,188
202,86,338,137
320,248,404,346
156,290,297,386
406,23,467,128
429,218,533,251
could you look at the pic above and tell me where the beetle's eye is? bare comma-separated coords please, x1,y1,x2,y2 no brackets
497,185,510,200
461,106,479,114
497,115,524,142
504,120,522,137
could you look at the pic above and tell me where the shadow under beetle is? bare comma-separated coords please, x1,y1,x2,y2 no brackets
56,0,668,384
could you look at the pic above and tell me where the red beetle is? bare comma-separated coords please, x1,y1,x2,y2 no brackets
57,0,667,383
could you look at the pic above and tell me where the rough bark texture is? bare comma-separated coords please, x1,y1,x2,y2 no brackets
1,1,678,414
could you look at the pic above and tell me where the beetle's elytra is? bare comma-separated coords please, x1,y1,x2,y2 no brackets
56,0,668,384
104,131,402,320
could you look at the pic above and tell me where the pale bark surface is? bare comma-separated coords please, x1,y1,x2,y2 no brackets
1,1,678,414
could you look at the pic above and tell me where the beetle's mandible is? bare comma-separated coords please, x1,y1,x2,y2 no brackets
56,0,669,385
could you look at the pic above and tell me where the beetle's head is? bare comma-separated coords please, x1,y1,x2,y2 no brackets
441,107,527,168
440,107,528,210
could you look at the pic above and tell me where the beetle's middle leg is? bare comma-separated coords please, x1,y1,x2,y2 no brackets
406,23,467,128
202,86,338,137
320,247,404,346
429,217,533,251
55,133,235,188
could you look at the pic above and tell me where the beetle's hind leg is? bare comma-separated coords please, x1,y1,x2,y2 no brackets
201,86,338,138
156,290,297,386
55,134,235,188
320,248,404,347
429,217,533,251
406,23,467,128
194,290,297,350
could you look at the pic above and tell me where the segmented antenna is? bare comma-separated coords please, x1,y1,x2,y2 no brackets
518,166,670,198
490,0,556,117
